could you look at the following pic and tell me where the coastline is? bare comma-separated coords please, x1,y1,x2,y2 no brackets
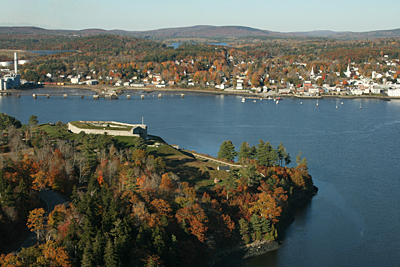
211,240,281,267
4,84,398,100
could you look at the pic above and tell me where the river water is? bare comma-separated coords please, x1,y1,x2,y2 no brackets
1,88,400,266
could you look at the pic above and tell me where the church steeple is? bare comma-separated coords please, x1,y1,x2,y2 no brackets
310,67,314,77
345,64,351,78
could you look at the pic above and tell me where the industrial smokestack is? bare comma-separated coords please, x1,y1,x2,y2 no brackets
14,52,18,74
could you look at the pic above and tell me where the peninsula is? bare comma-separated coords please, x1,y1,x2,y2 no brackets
0,113,317,266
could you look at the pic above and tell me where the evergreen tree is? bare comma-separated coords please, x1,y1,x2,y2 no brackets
296,151,308,166
261,216,271,234
93,232,106,266
225,169,239,200
250,214,263,241
104,239,118,267
277,142,289,166
130,137,147,153
81,242,95,267
17,179,30,219
217,140,237,162
28,115,39,128
238,141,251,163
243,164,260,187
256,140,278,167
238,218,251,244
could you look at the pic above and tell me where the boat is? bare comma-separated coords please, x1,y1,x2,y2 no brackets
276,100,279,104
268,96,272,100
253,100,256,103
300,102,303,105
316,99,319,106
241,98,245,103
276,97,282,100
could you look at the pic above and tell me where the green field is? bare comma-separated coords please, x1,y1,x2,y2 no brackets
69,121,133,131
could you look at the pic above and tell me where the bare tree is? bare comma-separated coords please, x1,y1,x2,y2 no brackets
76,153,87,184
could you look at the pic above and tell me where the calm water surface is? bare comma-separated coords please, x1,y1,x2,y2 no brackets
1,88,400,266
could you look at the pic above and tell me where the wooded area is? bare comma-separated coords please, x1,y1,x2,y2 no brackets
0,113,316,266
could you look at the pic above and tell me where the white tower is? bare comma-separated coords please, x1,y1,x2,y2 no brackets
310,67,314,77
345,64,351,78
14,52,18,74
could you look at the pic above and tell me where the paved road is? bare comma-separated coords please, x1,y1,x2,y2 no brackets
17,189,69,252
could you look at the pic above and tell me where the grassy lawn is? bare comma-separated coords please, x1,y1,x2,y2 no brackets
69,121,132,131
37,123,78,140
152,144,230,191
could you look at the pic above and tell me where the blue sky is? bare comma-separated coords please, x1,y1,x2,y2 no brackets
5,0,400,32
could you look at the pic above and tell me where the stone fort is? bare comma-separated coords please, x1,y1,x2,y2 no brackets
68,121,147,139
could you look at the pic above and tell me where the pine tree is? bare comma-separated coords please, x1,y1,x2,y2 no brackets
250,214,263,241
277,142,290,166
92,232,106,266
217,140,237,162
238,141,251,163
81,242,95,267
104,239,118,267
238,218,250,244
243,164,260,187
296,151,308,167
261,216,271,234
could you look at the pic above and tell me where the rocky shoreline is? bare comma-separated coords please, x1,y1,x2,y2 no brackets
211,185,318,266
210,240,281,267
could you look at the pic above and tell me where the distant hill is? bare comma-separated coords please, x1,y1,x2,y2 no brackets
289,30,350,37
0,26,399,40
124,25,288,38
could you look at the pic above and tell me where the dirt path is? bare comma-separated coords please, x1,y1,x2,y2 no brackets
188,150,244,168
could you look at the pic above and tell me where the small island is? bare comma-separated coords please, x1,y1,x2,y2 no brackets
0,113,317,267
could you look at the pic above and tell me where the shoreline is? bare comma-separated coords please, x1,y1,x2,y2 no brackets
211,240,281,267
3,84,398,100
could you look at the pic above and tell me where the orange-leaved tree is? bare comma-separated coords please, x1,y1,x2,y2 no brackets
27,207,46,242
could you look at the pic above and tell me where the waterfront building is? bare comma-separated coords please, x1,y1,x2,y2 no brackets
388,88,400,97
0,52,20,90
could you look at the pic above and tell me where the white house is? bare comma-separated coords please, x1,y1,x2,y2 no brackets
388,88,400,97
71,77,80,84
86,79,98,85
371,86,381,94
236,79,243,90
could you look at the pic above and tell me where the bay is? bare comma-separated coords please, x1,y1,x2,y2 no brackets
1,88,400,266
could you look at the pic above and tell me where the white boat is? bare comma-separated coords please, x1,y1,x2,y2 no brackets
253,100,256,103
316,99,319,106
276,100,279,104
241,98,245,103
300,102,303,105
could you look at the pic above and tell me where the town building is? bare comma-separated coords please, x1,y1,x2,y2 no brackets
0,52,20,90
